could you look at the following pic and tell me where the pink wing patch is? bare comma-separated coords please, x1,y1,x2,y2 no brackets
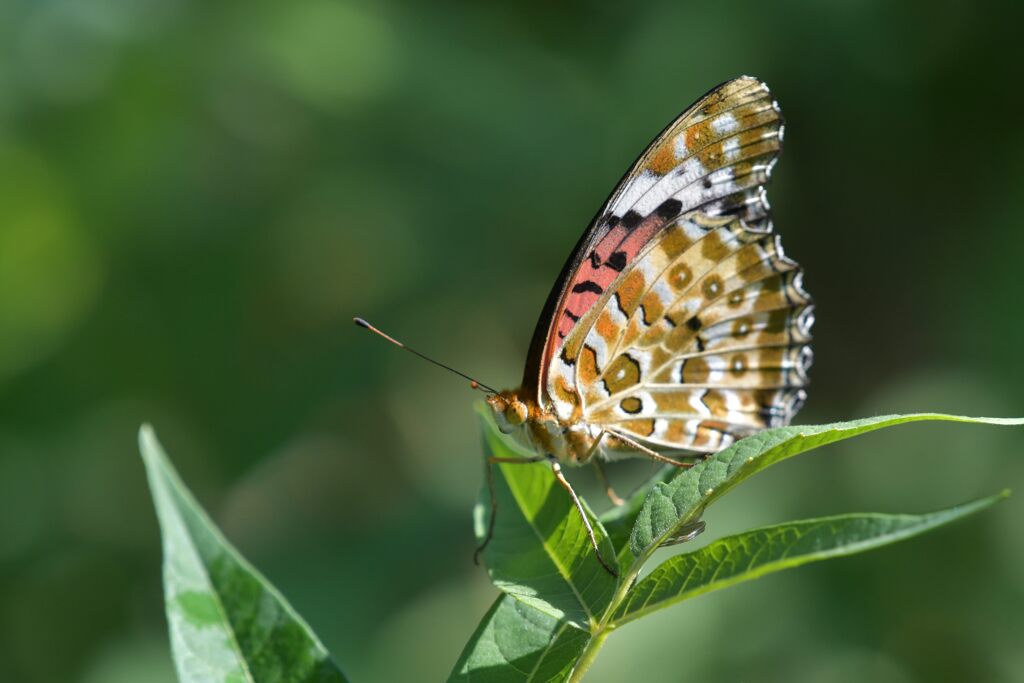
553,215,663,341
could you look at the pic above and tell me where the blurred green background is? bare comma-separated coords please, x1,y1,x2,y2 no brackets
2,0,1023,681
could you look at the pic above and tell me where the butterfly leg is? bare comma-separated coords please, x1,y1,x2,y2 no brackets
592,458,626,506
474,454,547,565
579,429,626,507
550,459,619,578
606,428,697,468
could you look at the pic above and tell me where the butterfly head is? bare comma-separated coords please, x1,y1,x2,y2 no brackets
487,391,532,434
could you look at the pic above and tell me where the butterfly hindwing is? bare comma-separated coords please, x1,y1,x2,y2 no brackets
548,213,812,453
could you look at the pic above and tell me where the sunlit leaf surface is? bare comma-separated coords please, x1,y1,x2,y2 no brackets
631,414,1024,556
140,425,348,683
474,406,618,629
449,596,589,683
616,493,1007,625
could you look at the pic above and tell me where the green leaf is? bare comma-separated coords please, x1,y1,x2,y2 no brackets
630,414,1024,557
615,492,1008,626
474,405,618,629
140,425,348,683
598,465,674,552
598,465,676,574
449,596,590,683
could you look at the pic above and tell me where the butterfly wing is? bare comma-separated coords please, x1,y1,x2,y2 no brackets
521,76,786,404
549,213,812,452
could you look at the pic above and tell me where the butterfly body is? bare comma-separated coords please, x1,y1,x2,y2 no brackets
488,391,607,465
487,393,661,466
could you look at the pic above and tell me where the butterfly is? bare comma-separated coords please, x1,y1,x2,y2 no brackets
356,76,813,577
481,76,813,574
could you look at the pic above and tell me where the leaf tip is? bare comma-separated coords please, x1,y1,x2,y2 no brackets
138,423,164,469
955,489,1012,519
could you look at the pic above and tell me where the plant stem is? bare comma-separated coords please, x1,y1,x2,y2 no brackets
566,555,650,682
568,466,707,679
566,628,610,683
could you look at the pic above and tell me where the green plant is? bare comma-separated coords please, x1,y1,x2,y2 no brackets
140,412,1021,682
140,426,349,683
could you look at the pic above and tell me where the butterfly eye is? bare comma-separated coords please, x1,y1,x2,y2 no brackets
506,400,528,426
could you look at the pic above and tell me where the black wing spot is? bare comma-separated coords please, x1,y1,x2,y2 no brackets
606,214,620,228
621,211,642,229
572,281,603,295
605,251,627,272
588,250,601,268
686,317,703,332
563,309,580,322
702,177,713,189
698,389,712,412
560,345,576,366
655,198,683,219
620,397,643,414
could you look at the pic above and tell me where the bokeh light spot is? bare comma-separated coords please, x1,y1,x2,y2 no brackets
0,144,103,382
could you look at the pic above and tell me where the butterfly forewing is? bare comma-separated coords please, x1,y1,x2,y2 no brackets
522,76,786,403
603,77,782,229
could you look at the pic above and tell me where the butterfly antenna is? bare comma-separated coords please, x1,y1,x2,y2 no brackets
353,318,499,394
